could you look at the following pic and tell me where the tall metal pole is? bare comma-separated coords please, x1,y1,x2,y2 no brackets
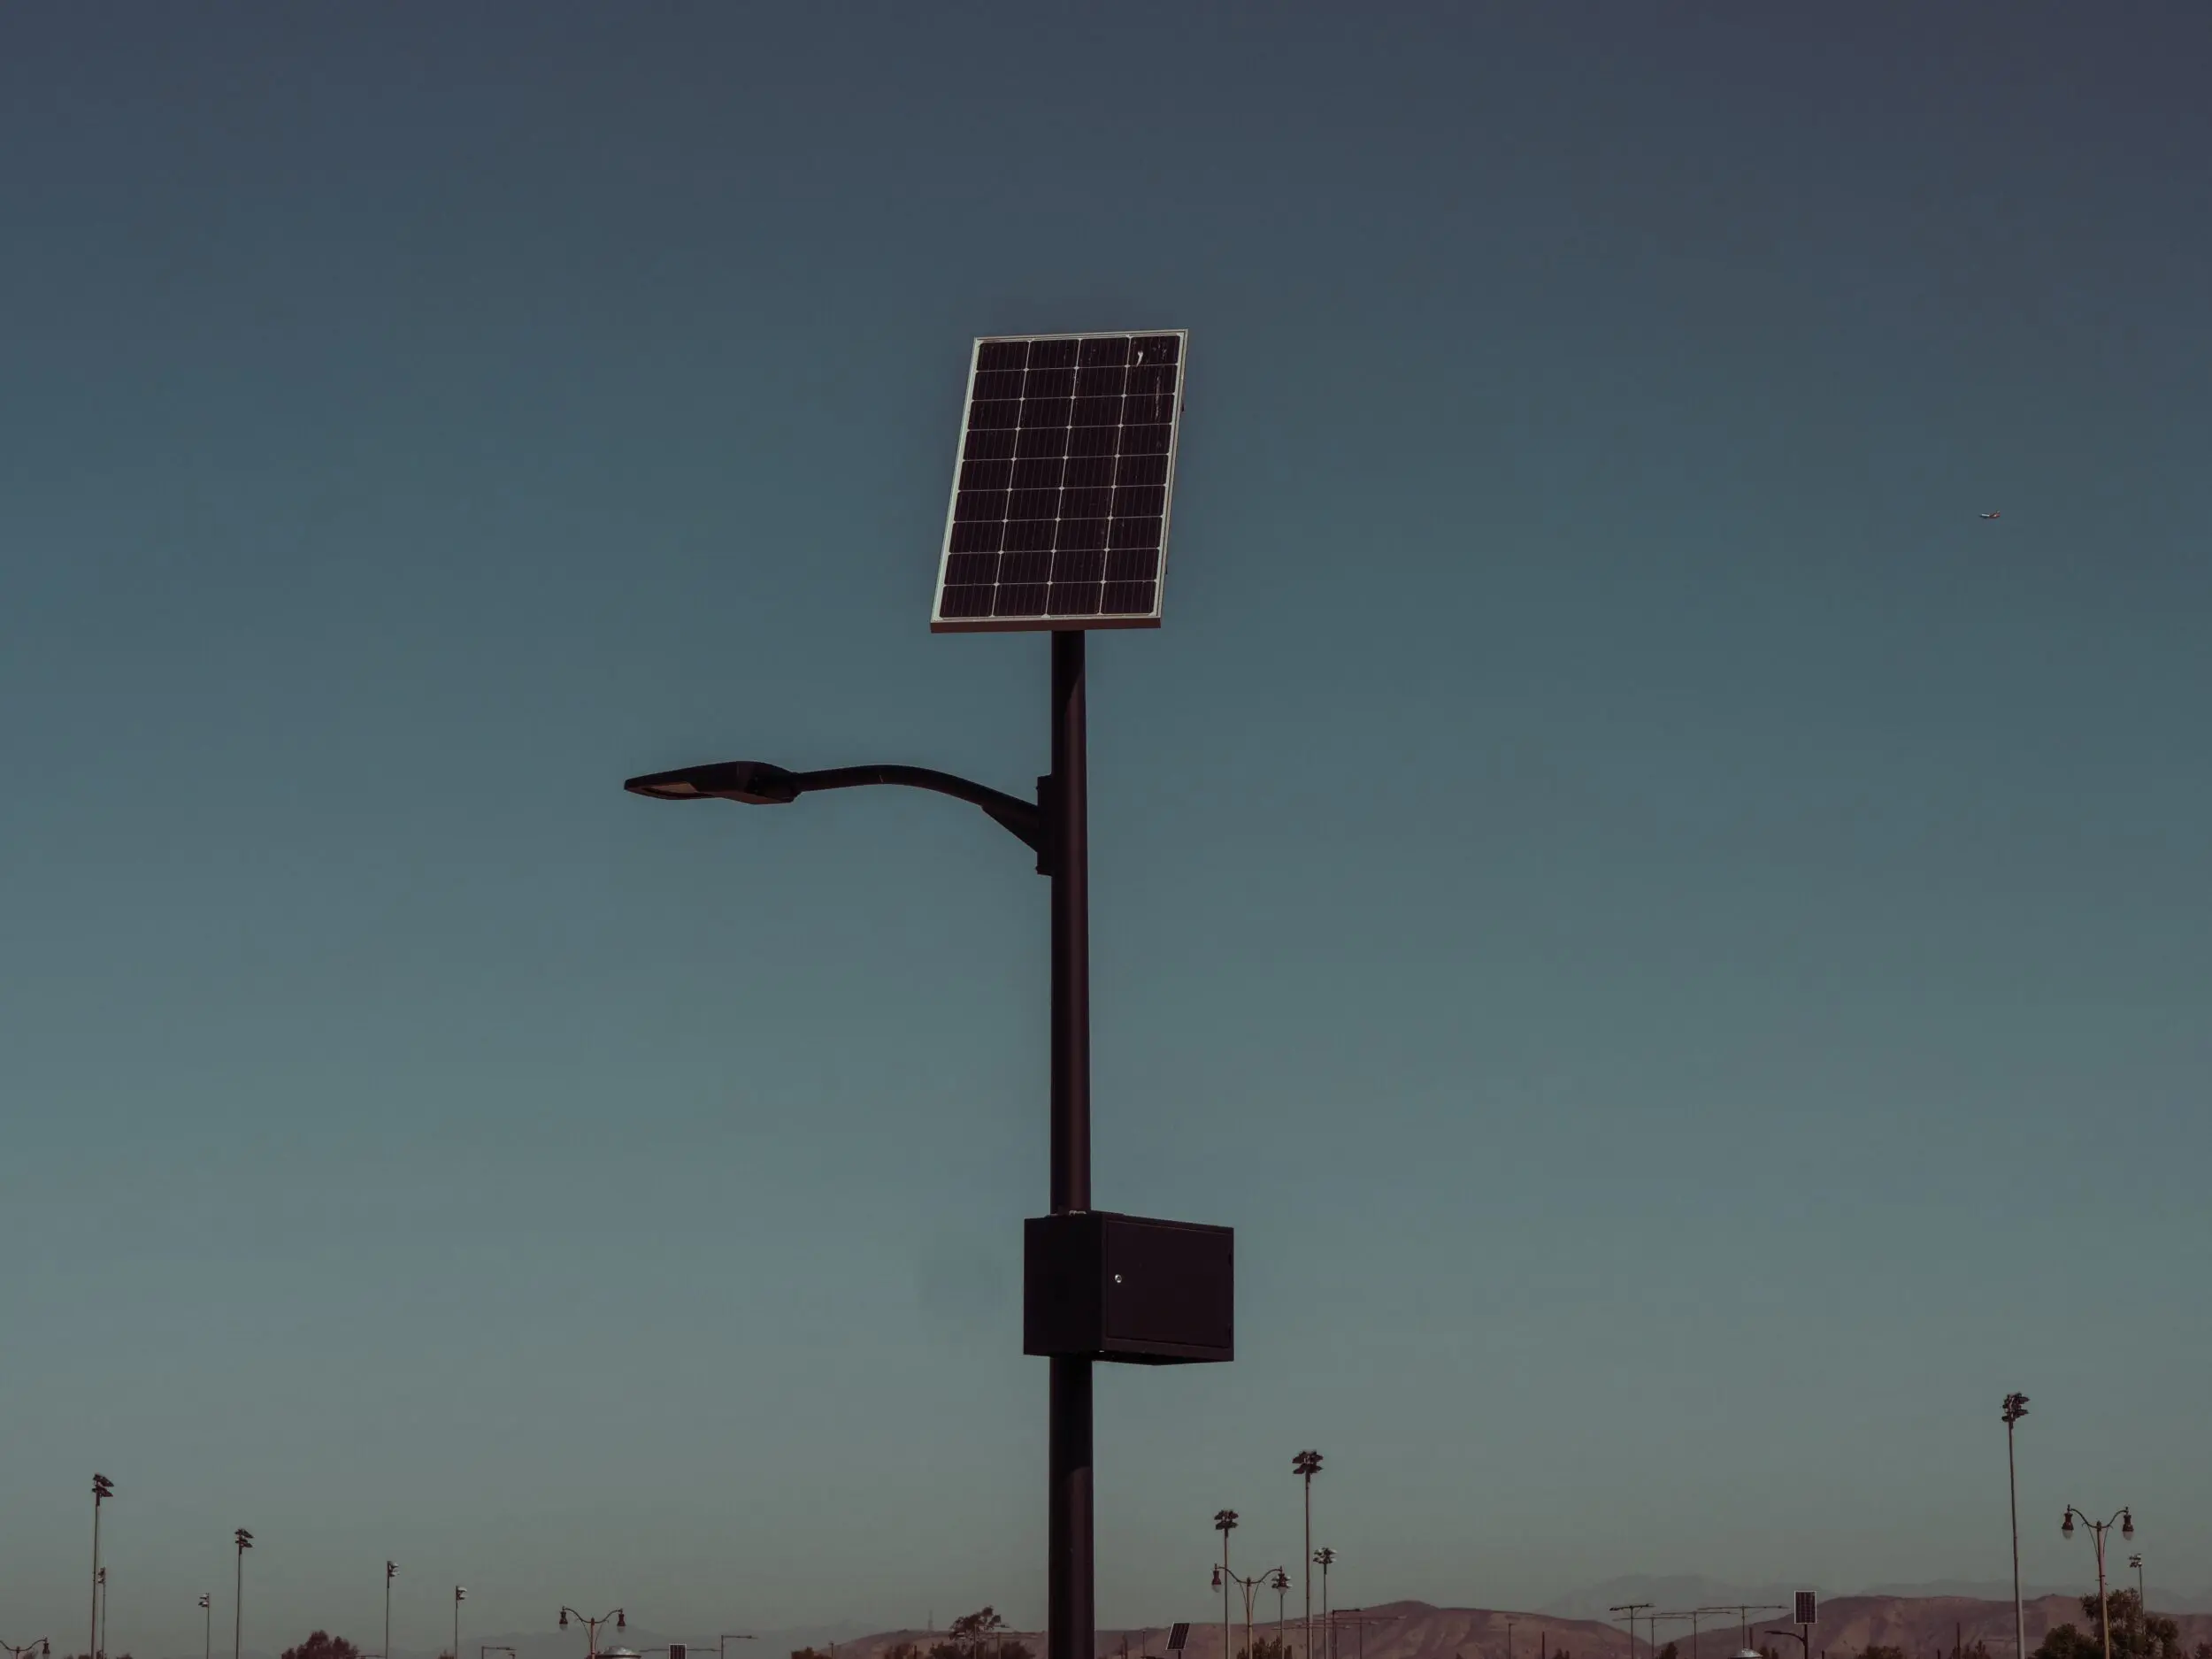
88,1477,111,1659
2095,1527,2109,1659
2004,1396,2027,1659
234,1540,245,1659
1048,628,1094,1659
386,1564,396,1659
204,1594,212,1659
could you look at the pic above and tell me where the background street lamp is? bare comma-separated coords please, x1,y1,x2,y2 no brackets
89,1474,115,1659
2003,1394,2030,1659
233,1533,254,1659
2130,1555,2145,1625
1211,1563,1286,1659
1293,1455,1323,1659
1312,1552,1335,1659
386,1563,398,1659
2062,1506,2134,1659
560,1607,627,1659
4,1639,53,1659
453,1588,467,1659
200,1596,212,1659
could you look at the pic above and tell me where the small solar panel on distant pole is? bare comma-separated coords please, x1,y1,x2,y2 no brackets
1169,1627,1191,1655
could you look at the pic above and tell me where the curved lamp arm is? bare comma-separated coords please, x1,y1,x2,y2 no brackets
625,760,1046,864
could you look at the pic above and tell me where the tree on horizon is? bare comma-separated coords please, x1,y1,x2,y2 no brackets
281,1633,363,1659
2033,1589,2182,1659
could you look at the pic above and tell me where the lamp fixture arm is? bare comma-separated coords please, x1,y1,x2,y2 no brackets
787,765,1047,862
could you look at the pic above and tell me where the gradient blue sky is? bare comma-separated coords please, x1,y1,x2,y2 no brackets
4,4,2208,1654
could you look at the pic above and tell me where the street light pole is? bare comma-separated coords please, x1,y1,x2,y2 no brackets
1293,1455,1323,1659
2130,1555,2145,1631
2062,1505,2134,1659
233,1532,254,1659
386,1563,397,1659
1312,1553,1333,1659
453,1588,466,1659
2004,1394,2030,1659
1048,631,1094,1659
559,1606,627,1659
202,1594,212,1659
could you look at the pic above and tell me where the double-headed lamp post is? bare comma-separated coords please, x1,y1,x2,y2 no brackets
1212,1564,1286,1659
3,1638,53,1659
2062,1506,2134,1659
560,1608,627,1659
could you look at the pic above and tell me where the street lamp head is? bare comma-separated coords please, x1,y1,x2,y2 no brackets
1315,1548,1334,1567
2130,1555,2142,1571
2062,1510,2076,1538
625,761,801,805
617,1613,627,1631
2002,1393,2029,1424
560,1614,570,1630
1212,1568,1223,1590
2122,1510,2134,1540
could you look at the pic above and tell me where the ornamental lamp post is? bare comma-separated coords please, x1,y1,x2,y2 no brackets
2062,1505,2134,1659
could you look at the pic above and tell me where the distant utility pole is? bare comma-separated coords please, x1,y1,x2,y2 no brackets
1611,1605,1654,1659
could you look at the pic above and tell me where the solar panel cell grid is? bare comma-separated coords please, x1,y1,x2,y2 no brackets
933,328,1185,632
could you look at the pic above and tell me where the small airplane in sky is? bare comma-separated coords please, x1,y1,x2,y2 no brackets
1979,510,2001,519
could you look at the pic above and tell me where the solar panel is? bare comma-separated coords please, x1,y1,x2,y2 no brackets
932,330,1187,632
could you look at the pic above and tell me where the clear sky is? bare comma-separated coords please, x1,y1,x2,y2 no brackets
4,4,2208,1654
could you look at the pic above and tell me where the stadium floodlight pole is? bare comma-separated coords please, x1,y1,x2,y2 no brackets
97,1567,108,1659
2062,1507,2132,1659
1272,1570,1292,1650
1293,1454,1323,1659
1214,1512,1240,1659
1312,1553,1334,1659
453,1587,466,1659
2130,1555,2146,1638
89,1475,115,1659
387,1563,398,1659
2003,1394,2030,1659
202,1594,212,1659
233,1531,254,1659
559,1606,627,1659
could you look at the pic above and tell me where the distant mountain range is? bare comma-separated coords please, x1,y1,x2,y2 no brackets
753,1594,2212,1659
149,1592,2212,1659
